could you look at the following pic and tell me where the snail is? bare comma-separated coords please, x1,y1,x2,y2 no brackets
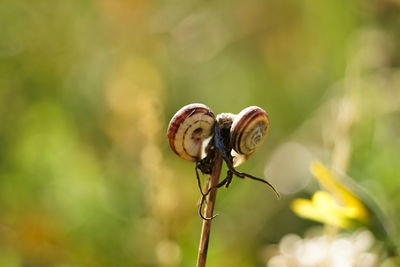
167,103,216,162
167,103,279,220
230,106,270,167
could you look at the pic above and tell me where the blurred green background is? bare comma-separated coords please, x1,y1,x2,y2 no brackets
1,0,400,266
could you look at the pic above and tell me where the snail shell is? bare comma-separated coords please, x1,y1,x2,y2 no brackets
230,106,269,166
167,103,216,161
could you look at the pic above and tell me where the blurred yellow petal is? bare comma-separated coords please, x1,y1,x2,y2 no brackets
313,191,357,226
291,191,351,228
313,191,355,216
291,198,322,221
310,161,369,221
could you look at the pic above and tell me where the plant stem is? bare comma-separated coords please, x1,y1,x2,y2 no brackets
196,153,223,267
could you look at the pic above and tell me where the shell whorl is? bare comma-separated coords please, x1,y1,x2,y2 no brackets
230,106,269,159
167,103,216,162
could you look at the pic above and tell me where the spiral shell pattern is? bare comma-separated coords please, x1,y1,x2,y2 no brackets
167,103,216,161
230,106,269,158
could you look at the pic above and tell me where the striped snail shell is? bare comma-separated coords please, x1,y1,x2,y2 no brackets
230,106,269,166
167,103,216,162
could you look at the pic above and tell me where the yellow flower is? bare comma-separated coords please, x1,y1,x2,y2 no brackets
291,161,369,229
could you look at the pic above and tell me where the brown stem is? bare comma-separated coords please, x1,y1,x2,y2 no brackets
196,153,223,267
